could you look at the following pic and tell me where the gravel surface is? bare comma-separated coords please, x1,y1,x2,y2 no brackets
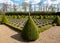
0,25,60,43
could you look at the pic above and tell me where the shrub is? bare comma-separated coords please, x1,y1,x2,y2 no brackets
12,15,17,19
5,12,29,15
21,16,39,41
5,11,56,16
39,15,43,19
1,15,9,24
52,16,60,26
38,25,51,33
52,23,57,26
17,15,21,19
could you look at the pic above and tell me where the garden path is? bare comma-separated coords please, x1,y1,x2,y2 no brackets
0,25,60,43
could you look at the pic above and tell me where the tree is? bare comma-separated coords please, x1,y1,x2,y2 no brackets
38,2,42,11
9,3,12,12
13,4,16,11
19,4,21,11
2,3,7,12
49,5,55,12
57,7,59,12
22,2,28,12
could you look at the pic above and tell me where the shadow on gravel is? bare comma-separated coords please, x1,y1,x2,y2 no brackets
4,24,22,33
1,24,35,42
4,24,33,42
11,33,33,43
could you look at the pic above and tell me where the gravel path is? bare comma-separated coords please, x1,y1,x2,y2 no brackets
0,25,60,43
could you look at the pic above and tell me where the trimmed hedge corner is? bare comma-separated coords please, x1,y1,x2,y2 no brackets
21,16,39,41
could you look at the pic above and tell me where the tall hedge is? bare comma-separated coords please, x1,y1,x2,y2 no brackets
5,11,56,16
21,16,39,41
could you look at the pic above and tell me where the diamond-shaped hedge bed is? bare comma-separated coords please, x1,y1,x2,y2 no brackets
21,16,39,41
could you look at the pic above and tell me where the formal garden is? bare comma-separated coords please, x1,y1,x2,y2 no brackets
0,11,60,41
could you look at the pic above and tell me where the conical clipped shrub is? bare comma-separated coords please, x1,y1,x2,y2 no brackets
39,15,43,19
21,16,39,41
52,16,60,26
2,15,9,24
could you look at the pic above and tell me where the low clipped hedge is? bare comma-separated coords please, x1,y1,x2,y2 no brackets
1,15,23,31
38,25,51,33
21,16,39,41
5,22,22,31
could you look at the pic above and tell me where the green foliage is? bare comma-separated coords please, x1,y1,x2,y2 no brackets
5,11,56,16
31,11,55,15
0,12,4,23
13,15,17,19
52,16,60,26
0,15,3,23
52,23,57,26
39,15,45,19
6,22,22,31
40,15,43,19
21,16,39,41
33,16,39,19
17,15,21,19
5,12,28,15
2,15,9,24
38,25,51,33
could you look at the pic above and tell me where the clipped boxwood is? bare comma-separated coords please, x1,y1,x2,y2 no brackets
21,16,39,41
52,16,60,26
38,25,51,33
1,15,9,24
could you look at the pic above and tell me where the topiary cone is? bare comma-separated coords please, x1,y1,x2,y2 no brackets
1,15,8,24
52,16,60,26
21,16,39,41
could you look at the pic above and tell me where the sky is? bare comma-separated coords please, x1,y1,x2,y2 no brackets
0,0,60,11
0,0,52,4
0,0,60,5
44,0,60,5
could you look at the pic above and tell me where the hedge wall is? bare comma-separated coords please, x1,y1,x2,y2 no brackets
5,11,59,16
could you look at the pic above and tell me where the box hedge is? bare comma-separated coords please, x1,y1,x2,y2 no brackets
1,15,9,24
52,16,60,26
